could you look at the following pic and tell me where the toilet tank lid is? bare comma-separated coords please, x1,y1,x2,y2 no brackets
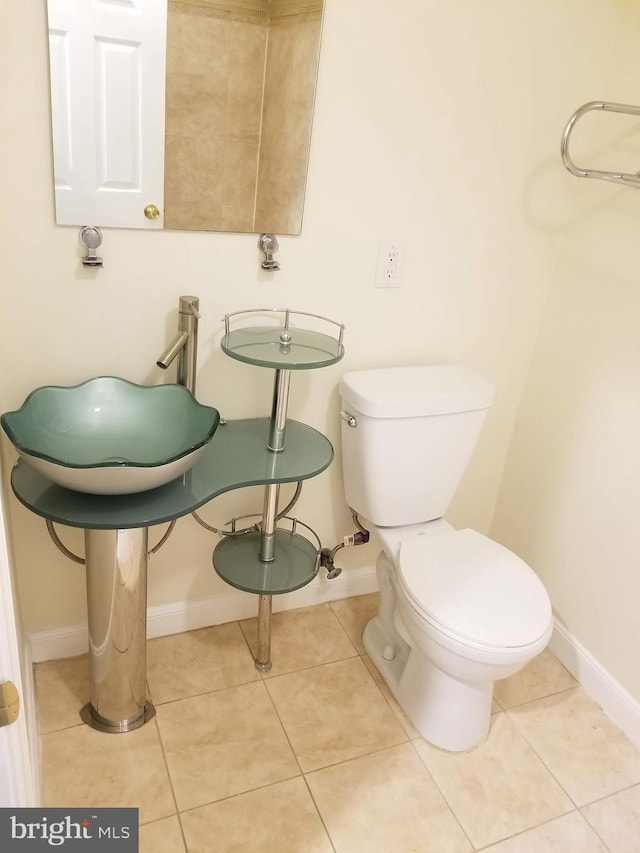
339,365,494,418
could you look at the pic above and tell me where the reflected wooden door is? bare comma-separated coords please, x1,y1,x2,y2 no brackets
47,0,167,228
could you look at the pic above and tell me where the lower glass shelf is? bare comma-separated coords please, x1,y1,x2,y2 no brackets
213,527,320,595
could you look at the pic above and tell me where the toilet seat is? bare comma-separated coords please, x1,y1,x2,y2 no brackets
397,529,551,652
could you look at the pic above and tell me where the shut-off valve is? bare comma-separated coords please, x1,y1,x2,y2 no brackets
320,516,370,579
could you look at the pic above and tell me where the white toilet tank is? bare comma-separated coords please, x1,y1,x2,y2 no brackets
339,365,495,527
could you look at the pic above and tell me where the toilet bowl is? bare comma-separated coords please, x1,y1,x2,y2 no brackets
364,522,552,750
339,365,553,751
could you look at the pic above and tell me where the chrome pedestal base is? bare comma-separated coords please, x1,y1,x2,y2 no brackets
80,701,156,734
83,527,153,733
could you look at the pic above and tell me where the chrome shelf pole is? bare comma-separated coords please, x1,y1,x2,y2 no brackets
255,595,273,671
255,365,293,670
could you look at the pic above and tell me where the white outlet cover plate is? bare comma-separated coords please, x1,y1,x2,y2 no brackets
375,241,405,288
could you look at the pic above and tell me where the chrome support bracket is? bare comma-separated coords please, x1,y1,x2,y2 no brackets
258,233,281,270
79,226,103,267
46,518,176,560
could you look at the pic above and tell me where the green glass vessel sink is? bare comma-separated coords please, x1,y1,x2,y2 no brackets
1,377,220,495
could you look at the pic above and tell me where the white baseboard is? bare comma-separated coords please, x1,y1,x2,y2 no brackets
27,564,379,663
549,617,640,751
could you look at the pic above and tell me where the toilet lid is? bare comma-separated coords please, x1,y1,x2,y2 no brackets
397,529,551,650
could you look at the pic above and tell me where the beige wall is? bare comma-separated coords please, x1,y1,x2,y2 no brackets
492,4,640,702
0,0,632,691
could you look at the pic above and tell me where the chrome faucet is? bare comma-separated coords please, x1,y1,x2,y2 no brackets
156,295,200,394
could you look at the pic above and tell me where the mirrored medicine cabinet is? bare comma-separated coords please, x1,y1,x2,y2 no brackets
46,0,324,235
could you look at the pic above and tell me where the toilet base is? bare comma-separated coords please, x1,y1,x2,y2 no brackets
364,615,493,751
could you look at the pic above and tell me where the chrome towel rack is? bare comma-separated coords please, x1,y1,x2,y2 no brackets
561,100,640,187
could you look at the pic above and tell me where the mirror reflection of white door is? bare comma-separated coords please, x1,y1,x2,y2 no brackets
0,467,38,807
47,0,167,229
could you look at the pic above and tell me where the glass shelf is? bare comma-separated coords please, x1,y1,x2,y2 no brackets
221,309,345,370
213,528,319,595
10,418,333,530
222,326,344,370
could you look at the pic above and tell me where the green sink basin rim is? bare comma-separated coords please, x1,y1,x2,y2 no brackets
1,376,220,469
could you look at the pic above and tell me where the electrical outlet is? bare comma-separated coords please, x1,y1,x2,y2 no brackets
375,241,405,288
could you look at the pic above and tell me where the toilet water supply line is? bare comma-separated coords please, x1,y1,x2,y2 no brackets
320,512,370,578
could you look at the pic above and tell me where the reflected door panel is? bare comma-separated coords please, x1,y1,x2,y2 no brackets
47,0,166,229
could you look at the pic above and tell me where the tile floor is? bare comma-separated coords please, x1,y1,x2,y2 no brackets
35,593,640,852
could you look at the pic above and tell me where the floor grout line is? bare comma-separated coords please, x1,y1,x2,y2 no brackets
471,810,583,852
300,774,338,852
406,736,477,851
502,686,589,811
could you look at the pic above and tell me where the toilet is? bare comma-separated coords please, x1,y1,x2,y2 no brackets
339,365,552,751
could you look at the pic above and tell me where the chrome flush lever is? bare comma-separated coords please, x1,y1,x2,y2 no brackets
258,233,281,271
340,411,358,428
